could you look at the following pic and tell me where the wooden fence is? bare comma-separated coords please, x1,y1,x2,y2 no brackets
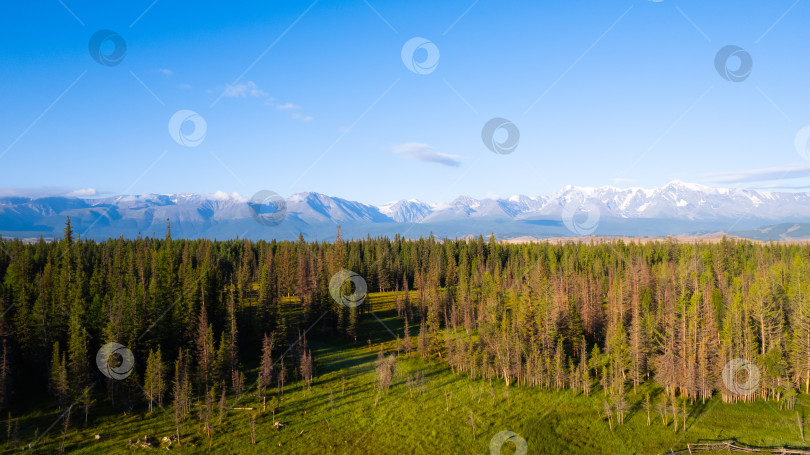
672,440,810,454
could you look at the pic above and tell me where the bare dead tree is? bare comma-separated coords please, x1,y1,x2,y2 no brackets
172,349,190,448
249,413,256,444
199,386,215,447
375,352,396,393
59,404,73,453
643,393,651,426
278,359,286,396
218,387,226,425
603,400,613,431
614,393,627,425
300,350,314,392
468,410,476,440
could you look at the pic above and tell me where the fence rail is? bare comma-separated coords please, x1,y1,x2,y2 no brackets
677,440,810,454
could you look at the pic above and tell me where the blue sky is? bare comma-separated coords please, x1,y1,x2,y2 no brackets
2,0,810,205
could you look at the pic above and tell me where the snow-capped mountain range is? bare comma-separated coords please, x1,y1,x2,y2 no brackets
378,181,810,223
2,181,810,241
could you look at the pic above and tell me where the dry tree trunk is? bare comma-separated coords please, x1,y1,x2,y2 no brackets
469,410,476,440
249,414,256,444
59,405,72,454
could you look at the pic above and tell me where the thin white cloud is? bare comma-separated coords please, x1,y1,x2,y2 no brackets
158,68,173,78
393,143,461,167
179,83,192,89
0,188,52,198
749,183,810,190
66,188,98,198
209,190,246,202
698,162,810,184
291,112,313,122
224,87,311,121
0,187,102,198
223,81,267,98
276,102,301,110
267,100,311,121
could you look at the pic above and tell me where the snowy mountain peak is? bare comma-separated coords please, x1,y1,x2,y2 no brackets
379,199,432,223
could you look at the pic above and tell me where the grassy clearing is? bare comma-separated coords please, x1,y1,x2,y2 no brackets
6,291,810,454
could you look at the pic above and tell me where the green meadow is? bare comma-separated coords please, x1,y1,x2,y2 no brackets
7,291,808,455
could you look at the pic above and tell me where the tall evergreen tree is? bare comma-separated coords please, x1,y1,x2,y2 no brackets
144,347,165,413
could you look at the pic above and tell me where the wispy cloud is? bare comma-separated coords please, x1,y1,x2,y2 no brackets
223,81,267,98
0,187,102,198
291,112,313,122
266,99,312,121
698,162,810,184
179,83,192,89
208,190,246,202
275,102,300,110
66,188,98,197
747,183,810,191
393,143,461,167
220,83,312,121
158,68,173,78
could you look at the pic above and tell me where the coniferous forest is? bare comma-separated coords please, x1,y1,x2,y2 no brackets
2,220,810,452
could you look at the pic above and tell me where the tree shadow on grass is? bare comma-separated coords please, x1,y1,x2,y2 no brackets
683,395,713,435
624,383,665,423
